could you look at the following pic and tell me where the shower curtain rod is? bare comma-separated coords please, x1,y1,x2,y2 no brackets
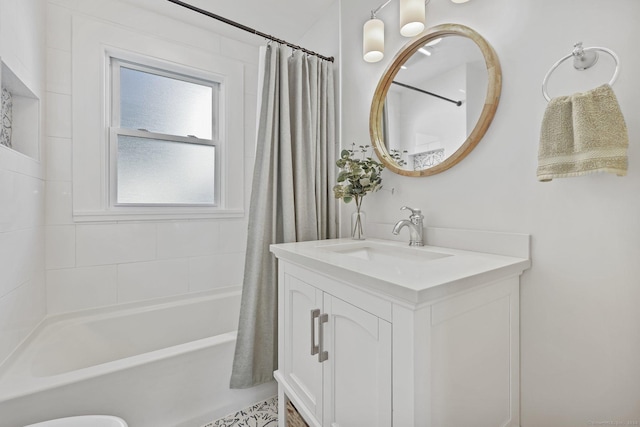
166,0,335,62
392,81,462,106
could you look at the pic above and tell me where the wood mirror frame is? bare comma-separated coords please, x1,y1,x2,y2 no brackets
370,23,502,177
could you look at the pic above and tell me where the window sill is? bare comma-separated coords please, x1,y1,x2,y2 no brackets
73,208,244,223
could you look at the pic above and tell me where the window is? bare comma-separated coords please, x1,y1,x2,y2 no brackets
110,59,221,206
73,19,244,221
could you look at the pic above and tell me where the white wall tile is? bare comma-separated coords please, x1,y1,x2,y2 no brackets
45,92,71,138
0,275,46,362
46,2,72,51
76,223,157,266
61,0,222,54
0,171,44,232
117,259,189,303
188,253,244,293
219,37,260,65
40,0,260,313
0,0,45,97
45,137,72,181
46,47,71,94
0,0,47,361
47,265,117,314
0,170,15,232
0,228,42,299
45,180,72,225
0,144,44,179
156,221,220,259
244,158,255,211
45,225,75,269
218,220,248,254
244,63,259,96
244,92,257,158
17,173,45,230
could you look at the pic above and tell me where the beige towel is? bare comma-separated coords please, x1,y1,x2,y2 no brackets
537,84,628,181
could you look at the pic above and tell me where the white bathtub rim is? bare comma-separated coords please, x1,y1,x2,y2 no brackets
0,285,241,372
0,331,237,403
0,286,242,403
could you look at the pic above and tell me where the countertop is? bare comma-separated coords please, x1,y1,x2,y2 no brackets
270,238,531,304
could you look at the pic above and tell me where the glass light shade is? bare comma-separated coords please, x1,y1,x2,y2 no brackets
450,0,470,3
400,0,425,37
363,18,384,63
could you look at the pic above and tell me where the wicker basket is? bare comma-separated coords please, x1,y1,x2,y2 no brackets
286,400,309,427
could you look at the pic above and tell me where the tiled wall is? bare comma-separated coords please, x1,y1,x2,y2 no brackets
0,0,46,363
45,0,259,314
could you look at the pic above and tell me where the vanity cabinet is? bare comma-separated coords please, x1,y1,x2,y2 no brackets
272,236,530,427
278,264,391,427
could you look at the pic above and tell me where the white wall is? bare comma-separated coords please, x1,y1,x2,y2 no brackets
340,0,640,425
44,0,260,314
0,0,46,363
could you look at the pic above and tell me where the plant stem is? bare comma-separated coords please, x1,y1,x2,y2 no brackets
352,195,365,239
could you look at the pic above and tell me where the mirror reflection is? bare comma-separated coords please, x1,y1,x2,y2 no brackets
382,36,487,171
370,24,501,177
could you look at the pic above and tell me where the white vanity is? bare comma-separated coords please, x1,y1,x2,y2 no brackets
271,228,530,427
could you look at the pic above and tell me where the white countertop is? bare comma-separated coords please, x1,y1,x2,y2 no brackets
270,238,531,304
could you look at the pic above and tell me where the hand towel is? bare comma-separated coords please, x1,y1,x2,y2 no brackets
537,84,628,182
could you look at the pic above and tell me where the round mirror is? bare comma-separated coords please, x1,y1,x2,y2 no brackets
370,24,502,176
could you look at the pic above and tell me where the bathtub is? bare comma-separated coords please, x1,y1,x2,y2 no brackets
0,287,276,427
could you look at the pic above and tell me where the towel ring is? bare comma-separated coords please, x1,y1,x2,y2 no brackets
542,42,620,102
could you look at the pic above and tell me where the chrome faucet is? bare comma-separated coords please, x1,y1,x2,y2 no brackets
392,206,424,246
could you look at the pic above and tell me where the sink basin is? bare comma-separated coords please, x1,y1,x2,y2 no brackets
321,241,450,268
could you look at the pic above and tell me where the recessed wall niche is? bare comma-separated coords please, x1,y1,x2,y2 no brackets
0,60,40,160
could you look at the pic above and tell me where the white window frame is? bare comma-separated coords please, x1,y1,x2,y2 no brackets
71,16,245,222
109,57,222,208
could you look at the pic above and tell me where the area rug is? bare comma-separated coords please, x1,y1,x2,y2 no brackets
202,396,278,427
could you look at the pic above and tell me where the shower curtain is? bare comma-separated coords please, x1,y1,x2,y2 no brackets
230,44,337,389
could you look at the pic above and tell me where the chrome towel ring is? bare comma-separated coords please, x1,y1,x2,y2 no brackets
542,42,620,101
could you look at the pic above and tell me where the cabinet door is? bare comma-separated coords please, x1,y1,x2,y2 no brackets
322,295,392,427
283,274,323,423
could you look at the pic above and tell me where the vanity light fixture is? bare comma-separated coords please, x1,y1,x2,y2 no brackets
363,16,385,62
363,0,426,63
363,0,468,62
400,0,426,37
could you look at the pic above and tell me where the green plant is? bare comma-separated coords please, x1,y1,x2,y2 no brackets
389,149,408,167
333,144,384,209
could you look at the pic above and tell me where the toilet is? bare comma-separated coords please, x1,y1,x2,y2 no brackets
24,416,128,427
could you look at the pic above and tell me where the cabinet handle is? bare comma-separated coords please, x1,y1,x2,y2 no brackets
310,309,320,356
318,313,329,363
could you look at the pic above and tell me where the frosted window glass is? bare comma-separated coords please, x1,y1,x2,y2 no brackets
120,67,216,139
117,135,215,205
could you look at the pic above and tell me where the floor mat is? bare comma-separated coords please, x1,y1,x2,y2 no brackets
202,396,278,427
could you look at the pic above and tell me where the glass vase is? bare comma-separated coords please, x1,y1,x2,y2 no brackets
351,208,366,240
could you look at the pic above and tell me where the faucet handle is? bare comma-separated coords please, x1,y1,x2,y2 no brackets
400,206,422,217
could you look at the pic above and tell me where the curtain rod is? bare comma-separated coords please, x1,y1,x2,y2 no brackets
392,81,463,106
166,0,334,63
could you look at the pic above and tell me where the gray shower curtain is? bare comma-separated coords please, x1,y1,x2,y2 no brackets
230,44,337,389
